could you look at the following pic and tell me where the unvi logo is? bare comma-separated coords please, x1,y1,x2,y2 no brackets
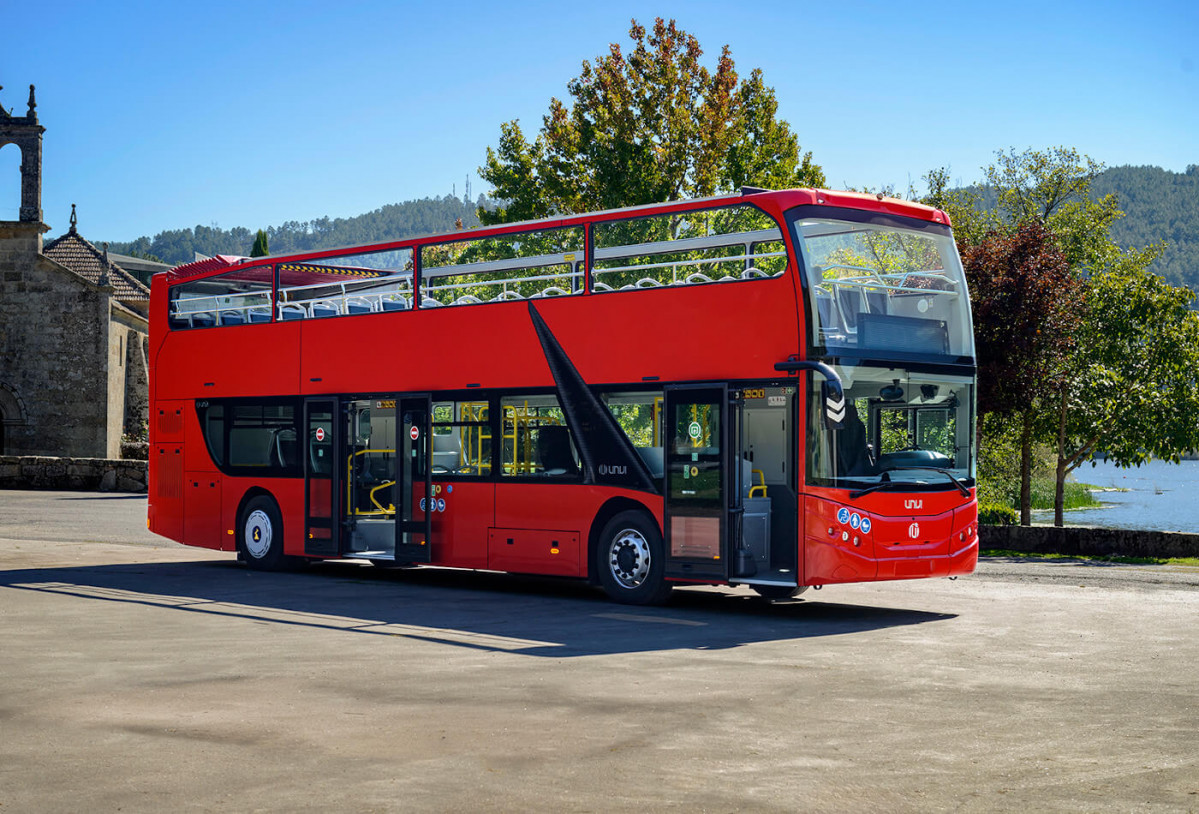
904,499,923,510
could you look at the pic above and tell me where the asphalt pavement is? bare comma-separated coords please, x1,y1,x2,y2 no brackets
0,490,1196,812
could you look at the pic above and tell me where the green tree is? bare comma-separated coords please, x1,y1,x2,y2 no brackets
928,148,1199,527
959,221,1084,525
1048,251,1199,526
478,17,824,225
250,229,270,257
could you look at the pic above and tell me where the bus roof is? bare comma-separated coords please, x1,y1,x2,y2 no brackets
166,188,951,282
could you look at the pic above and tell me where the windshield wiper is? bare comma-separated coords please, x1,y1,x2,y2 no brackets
848,467,970,499
881,466,970,497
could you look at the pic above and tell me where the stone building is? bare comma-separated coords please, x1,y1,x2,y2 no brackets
0,84,156,459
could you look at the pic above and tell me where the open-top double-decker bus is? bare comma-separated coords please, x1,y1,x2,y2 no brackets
147,188,977,604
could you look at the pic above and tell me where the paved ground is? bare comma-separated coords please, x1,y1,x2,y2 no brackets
0,490,1197,812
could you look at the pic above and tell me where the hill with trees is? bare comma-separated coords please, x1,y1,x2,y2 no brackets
108,194,489,266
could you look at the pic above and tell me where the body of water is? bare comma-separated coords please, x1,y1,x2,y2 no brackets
1043,459,1199,533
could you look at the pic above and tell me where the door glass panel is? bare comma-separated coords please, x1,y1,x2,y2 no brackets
665,389,726,571
305,401,337,556
346,399,397,556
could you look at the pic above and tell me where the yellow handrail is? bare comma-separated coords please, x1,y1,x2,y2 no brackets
749,469,767,498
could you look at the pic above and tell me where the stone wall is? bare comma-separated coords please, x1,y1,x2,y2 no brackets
0,221,112,457
980,524,1199,559
0,455,147,492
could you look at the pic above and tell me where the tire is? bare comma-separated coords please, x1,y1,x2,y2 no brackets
595,510,672,605
238,494,288,571
751,584,807,601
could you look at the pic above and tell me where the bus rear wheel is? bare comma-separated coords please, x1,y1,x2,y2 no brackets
238,495,287,571
596,510,672,606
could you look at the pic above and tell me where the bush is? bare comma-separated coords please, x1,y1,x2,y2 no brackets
978,502,1018,526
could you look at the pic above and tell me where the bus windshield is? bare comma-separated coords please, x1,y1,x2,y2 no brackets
793,216,973,360
807,363,975,492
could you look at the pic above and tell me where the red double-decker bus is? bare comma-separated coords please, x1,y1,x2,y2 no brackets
147,188,977,604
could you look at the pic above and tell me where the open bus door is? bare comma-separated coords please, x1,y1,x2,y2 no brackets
663,385,733,582
304,397,340,556
395,394,433,563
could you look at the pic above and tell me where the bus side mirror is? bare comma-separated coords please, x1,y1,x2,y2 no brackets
821,380,846,430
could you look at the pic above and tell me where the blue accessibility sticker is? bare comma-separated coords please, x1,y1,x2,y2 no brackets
850,513,861,530
437,498,446,512
837,507,851,524
860,517,872,534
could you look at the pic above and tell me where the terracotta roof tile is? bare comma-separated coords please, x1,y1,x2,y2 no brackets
43,230,151,304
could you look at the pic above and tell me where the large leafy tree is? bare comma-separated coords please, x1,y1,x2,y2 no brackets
928,148,1199,526
479,18,824,225
959,222,1084,525
1048,252,1199,526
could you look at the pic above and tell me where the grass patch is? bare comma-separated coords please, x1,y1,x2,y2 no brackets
1028,479,1102,511
981,548,1199,568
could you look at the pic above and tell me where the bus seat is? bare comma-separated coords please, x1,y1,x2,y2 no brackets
346,298,373,315
537,425,578,477
741,267,769,279
248,308,271,323
273,428,297,468
454,294,484,305
280,303,307,321
815,292,838,331
190,312,216,328
835,286,862,332
219,310,245,326
380,297,407,312
310,301,339,318
685,272,712,284
432,431,461,473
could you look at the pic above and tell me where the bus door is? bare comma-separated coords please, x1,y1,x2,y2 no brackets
663,385,731,582
395,394,433,563
304,397,340,556
343,398,399,559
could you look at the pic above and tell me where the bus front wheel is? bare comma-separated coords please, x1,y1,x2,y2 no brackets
238,495,287,571
596,510,672,606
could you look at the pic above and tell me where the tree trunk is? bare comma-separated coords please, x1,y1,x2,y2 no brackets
1020,411,1033,526
1054,390,1068,528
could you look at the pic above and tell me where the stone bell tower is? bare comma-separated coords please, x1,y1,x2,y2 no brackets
0,84,45,224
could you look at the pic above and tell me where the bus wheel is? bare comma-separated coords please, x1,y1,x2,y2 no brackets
596,510,672,606
751,585,807,601
239,495,286,571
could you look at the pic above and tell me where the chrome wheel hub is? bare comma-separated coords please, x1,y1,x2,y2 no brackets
608,528,651,589
244,509,273,559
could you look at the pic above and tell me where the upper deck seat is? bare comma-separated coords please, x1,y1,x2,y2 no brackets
280,303,306,321
346,298,373,315
380,297,407,312
248,308,271,323
310,301,339,318
191,312,216,328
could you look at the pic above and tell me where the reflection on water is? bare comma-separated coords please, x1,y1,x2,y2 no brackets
1044,459,1199,532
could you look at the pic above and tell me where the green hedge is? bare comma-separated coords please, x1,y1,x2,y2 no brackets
979,502,1018,526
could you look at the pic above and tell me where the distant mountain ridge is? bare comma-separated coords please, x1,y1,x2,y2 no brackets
108,165,1198,291
108,195,490,266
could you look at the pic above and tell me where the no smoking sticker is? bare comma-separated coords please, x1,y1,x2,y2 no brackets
315,427,325,442
410,426,420,441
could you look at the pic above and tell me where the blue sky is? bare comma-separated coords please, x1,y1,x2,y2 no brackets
2,0,1195,242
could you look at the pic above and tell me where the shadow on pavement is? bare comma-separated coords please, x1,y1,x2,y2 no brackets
0,558,955,657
